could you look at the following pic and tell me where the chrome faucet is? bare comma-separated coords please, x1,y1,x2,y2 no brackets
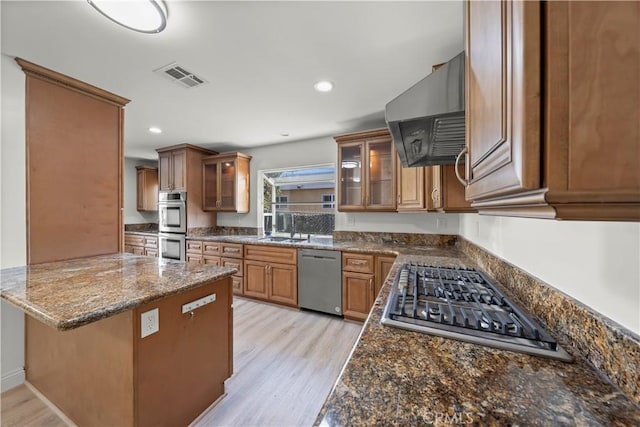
290,214,295,239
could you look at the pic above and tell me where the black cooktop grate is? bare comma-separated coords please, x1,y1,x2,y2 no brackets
387,264,560,350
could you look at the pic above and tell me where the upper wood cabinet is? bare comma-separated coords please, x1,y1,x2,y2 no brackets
135,166,158,211
396,155,474,213
463,0,640,220
158,149,185,192
157,144,218,230
202,152,251,213
157,144,216,192
431,165,475,213
335,129,396,212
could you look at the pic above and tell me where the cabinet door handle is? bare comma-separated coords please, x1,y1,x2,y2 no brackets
454,146,468,186
370,278,374,295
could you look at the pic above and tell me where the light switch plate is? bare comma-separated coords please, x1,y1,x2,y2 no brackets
141,308,159,338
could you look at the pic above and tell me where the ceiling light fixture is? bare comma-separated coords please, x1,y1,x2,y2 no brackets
148,126,162,134
87,0,168,34
314,80,334,93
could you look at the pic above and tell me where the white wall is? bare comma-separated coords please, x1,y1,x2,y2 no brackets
217,136,459,235
459,214,640,334
0,53,27,391
123,157,158,224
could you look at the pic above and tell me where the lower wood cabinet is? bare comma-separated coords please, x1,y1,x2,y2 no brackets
26,277,232,427
124,233,158,257
342,253,396,321
244,245,297,307
187,240,244,295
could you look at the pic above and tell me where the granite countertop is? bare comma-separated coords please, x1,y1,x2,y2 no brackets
124,230,158,237
0,253,236,330
315,252,640,426
187,234,456,257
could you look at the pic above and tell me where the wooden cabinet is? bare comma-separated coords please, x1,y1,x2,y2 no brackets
202,152,251,213
244,245,297,307
187,240,244,295
26,278,232,427
335,129,396,212
396,155,474,213
396,158,433,212
158,149,186,192
375,256,396,297
157,144,218,229
463,0,639,220
342,253,395,321
430,165,475,213
124,233,158,257
135,166,158,211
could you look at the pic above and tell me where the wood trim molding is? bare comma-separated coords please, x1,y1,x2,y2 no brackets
155,143,217,155
333,128,390,143
15,57,130,107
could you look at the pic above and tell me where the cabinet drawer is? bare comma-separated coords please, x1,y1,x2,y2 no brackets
144,237,158,249
186,254,202,264
124,234,145,247
203,256,221,266
145,248,158,258
221,257,243,277
232,276,243,295
203,242,221,256
342,253,375,274
221,243,243,259
186,240,203,254
244,245,297,265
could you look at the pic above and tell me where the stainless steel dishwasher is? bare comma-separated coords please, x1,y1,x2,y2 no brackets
298,248,342,316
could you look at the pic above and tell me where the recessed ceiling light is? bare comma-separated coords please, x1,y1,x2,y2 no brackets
87,0,168,34
148,127,162,134
314,80,334,93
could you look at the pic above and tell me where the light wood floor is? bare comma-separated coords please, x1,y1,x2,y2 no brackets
1,297,362,427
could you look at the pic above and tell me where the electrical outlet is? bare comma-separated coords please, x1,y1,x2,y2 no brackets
141,308,159,338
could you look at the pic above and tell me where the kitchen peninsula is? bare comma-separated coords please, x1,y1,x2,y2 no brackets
0,253,236,427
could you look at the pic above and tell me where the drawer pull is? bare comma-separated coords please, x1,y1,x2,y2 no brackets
351,259,368,265
225,248,240,253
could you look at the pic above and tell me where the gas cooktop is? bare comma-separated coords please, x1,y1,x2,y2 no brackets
381,263,572,362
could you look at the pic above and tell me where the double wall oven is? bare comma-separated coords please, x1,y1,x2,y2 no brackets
158,192,187,261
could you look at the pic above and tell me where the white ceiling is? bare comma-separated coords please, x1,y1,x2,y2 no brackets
1,1,463,159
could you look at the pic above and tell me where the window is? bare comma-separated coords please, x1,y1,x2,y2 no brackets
275,196,288,209
322,194,335,209
261,165,335,237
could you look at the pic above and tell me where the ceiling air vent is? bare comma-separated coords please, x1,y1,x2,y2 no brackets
154,62,208,89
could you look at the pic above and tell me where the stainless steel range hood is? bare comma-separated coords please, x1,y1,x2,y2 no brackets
386,52,465,167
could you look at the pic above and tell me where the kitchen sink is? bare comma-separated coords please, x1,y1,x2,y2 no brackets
259,236,310,243
259,236,291,242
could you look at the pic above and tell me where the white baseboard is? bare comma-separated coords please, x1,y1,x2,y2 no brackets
1,368,25,392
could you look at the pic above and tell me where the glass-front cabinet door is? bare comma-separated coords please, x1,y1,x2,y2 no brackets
338,143,364,209
203,160,220,210
203,152,252,213
366,138,394,209
220,159,236,210
335,129,396,212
